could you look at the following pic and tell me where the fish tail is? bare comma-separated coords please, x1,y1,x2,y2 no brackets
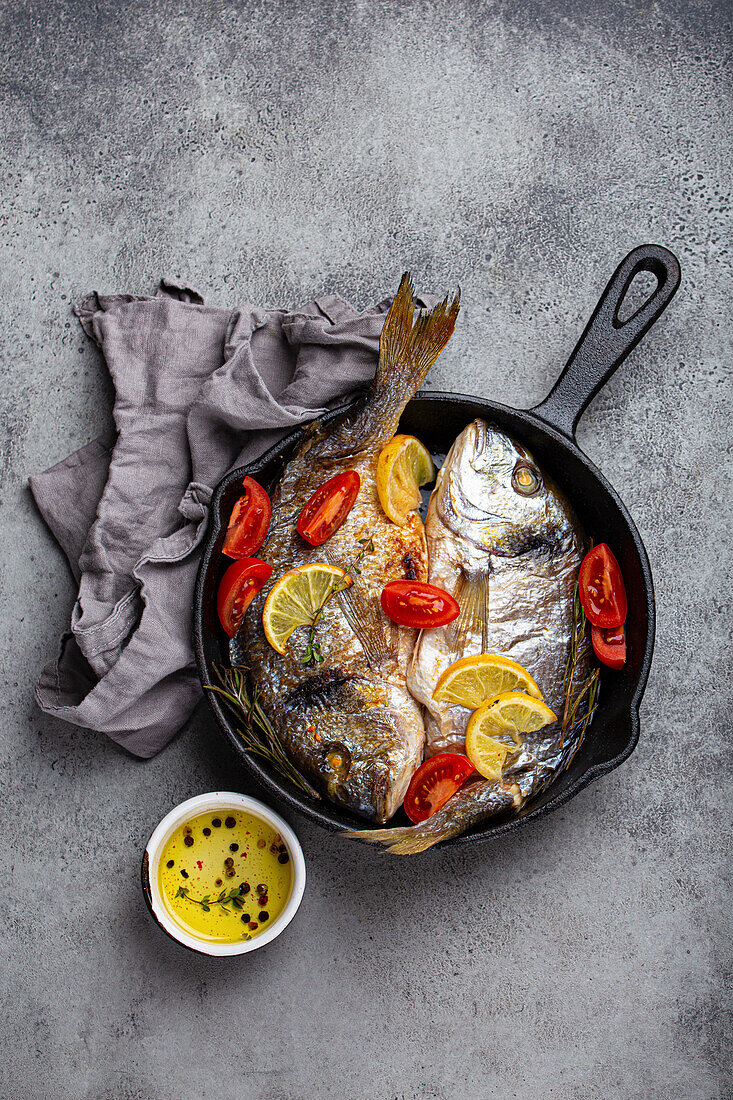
376,272,461,397
341,779,522,854
340,822,461,855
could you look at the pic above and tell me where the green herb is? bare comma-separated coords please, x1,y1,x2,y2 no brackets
206,665,321,800
561,585,601,755
300,535,375,666
175,884,247,914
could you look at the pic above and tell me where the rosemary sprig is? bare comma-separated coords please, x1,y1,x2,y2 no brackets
206,665,321,800
175,884,246,914
560,585,601,756
300,536,375,666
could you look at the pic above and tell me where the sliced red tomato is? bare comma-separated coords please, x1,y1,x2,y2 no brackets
217,557,273,637
296,470,360,546
404,754,475,824
222,477,271,559
592,623,626,670
380,580,460,629
579,543,627,628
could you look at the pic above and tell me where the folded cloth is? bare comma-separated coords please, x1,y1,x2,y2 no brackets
32,278,426,758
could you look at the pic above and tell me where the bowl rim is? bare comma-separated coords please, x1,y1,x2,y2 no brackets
142,791,306,956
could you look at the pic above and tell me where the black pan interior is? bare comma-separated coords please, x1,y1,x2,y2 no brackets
194,390,652,847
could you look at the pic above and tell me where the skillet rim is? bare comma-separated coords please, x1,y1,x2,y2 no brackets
193,390,654,847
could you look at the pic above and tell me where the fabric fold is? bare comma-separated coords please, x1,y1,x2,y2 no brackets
31,279,406,757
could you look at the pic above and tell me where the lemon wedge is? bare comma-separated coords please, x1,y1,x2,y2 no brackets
262,563,350,655
465,691,557,780
432,653,544,710
376,434,435,526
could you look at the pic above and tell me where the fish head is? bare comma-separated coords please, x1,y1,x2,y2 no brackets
436,419,577,556
284,671,422,824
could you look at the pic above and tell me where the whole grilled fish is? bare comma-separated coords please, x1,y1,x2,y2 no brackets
234,275,460,824
346,419,594,852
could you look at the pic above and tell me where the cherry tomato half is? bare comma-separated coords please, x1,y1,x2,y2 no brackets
217,557,273,637
404,753,475,824
579,543,627,629
222,477,271,560
592,623,626,670
296,470,360,546
380,580,460,629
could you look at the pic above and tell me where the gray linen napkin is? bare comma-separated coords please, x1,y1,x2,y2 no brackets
32,278,422,758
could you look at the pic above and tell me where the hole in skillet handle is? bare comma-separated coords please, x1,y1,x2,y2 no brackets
532,244,681,440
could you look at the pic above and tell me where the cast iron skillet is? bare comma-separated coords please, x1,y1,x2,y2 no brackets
194,244,680,846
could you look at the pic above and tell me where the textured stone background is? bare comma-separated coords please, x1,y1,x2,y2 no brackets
1,1,731,1097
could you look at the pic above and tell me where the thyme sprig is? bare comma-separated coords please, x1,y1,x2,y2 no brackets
206,665,321,800
301,536,375,666
561,585,601,755
175,884,246,914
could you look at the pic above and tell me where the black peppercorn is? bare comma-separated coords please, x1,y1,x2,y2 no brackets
229,843,239,852
181,869,189,879
212,817,221,828
224,857,234,868
256,883,267,895
241,913,251,923
259,912,269,923
166,860,174,868
215,878,222,887
203,828,211,837
225,816,236,828
278,853,289,864
184,835,194,847
239,882,250,894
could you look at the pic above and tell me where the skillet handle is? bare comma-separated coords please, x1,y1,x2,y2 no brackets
531,244,681,439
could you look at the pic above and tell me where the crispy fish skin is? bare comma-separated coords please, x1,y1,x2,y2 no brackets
345,419,593,852
235,275,460,824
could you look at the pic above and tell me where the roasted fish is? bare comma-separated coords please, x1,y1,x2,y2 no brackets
347,419,594,852
234,275,460,824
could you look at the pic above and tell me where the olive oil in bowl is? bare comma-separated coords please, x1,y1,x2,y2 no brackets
143,793,306,955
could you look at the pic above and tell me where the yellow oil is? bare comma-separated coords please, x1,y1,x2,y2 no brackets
157,809,293,943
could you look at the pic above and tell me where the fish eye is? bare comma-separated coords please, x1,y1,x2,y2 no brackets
512,462,541,496
324,743,351,781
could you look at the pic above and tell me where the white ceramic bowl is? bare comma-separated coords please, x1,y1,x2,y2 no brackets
142,791,306,956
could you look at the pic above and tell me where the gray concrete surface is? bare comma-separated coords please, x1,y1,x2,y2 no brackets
1,1,731,1097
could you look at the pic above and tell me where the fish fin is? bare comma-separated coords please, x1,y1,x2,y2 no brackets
376,272,461,397
325,551,395,668
446,572,490,653
340,824,447,855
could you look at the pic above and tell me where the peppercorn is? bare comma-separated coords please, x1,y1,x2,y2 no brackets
257,838,266,849
256,883,267,895
248,921,258,931
278,853,289,864
215,878,223,887
184,835,194,847
225,816,236,828
229,843,239,852
181,869,189,879
259,912,269,923
258,895,268,907
226,869,235,878
241,913,251,923
166,860,174,868
239,882,250,894
224,857,234,867
212,817,221,828
203,828,211,837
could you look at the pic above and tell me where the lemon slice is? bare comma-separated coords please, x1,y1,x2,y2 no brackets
432,653,543,710
465,690,557,778
376,434,435,526
262,563,350,655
